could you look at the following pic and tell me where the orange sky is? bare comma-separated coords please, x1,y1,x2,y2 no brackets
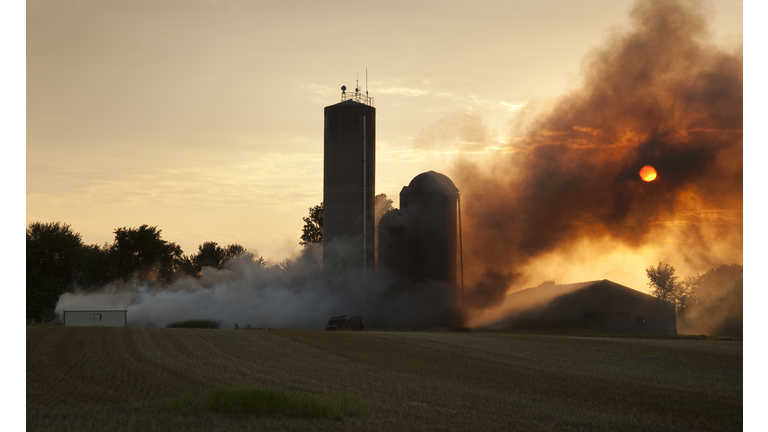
25,0,744,289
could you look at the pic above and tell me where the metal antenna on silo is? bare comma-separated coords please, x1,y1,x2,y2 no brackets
366,68,368,96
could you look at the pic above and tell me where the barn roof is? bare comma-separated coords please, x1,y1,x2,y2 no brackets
507,279,661,303
488,279,675,326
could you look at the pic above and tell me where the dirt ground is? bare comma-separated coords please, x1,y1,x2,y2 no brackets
26,327,742,431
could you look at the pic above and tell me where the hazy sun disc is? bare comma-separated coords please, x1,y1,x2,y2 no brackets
639,165,657,182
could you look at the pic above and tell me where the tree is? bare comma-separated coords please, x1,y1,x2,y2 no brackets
300,195,390,246
26,222,85,321
374,193,394,262
646,262,743,336
189,242,250,273
110,225,183,284
690,264,743,306
194,241,227,270
646,261,678,303
674,274,699,318
223,244,248,260
678,264,743,336
175,254,197,277
78,242,114,290
300,202,323,246
374,193,394,224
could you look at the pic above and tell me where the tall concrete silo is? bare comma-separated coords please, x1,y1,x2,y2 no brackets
323,86,376,278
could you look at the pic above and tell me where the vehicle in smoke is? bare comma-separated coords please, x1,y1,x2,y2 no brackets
324,315,364,331
166,319,222,329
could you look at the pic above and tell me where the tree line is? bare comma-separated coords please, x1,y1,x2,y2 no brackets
28,193,394,323
646,261,743,336
26,222,256,322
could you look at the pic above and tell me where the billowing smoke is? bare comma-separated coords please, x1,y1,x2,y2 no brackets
56,246,341,328
454,0,742,310
57,241,463,329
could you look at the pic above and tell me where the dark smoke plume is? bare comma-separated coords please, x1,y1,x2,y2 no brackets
455,0,742,310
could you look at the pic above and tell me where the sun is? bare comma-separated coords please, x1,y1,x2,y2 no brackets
639,165,657,182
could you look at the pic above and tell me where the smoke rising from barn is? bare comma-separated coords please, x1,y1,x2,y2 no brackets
453,0,742,310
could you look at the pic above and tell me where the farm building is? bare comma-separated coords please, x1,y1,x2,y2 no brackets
63,310,127,327
375,171,463,327
490,280,676,334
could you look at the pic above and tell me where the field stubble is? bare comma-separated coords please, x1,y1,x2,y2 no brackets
27,327,742,431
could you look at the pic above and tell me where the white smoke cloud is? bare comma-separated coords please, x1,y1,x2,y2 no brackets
55,236,465,329
56,245,354,329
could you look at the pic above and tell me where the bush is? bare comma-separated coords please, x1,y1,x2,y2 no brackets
165,319,221,329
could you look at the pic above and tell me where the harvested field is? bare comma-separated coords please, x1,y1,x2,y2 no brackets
27,327,742,431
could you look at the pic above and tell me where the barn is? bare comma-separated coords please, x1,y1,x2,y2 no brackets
490,280,676,334
63,310,127,327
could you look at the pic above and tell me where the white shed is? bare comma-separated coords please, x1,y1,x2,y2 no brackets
63,310,127,327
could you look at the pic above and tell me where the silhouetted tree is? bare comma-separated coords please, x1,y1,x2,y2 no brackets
299,196,389,246
374,193,394,224
223,244,248,260
300,202,323,246
182,242,251,276
110,225,182,284
175,254,197,277
646,261,678,303
685,264,743,336
374,193,394,262
646,262,743,336
194,241,226,269
674,274,698,318
690,264,743,306
26,222,85,321
78,242,114,290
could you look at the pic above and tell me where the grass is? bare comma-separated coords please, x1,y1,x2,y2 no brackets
278,331,742,426
154,385,371,420
165,319,221,329
27,327,742,431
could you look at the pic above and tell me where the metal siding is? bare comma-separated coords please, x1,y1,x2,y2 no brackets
397,174,459,286
64,310,127,327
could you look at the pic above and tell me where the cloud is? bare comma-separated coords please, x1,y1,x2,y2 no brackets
27,153,323,211
377,87,428,97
